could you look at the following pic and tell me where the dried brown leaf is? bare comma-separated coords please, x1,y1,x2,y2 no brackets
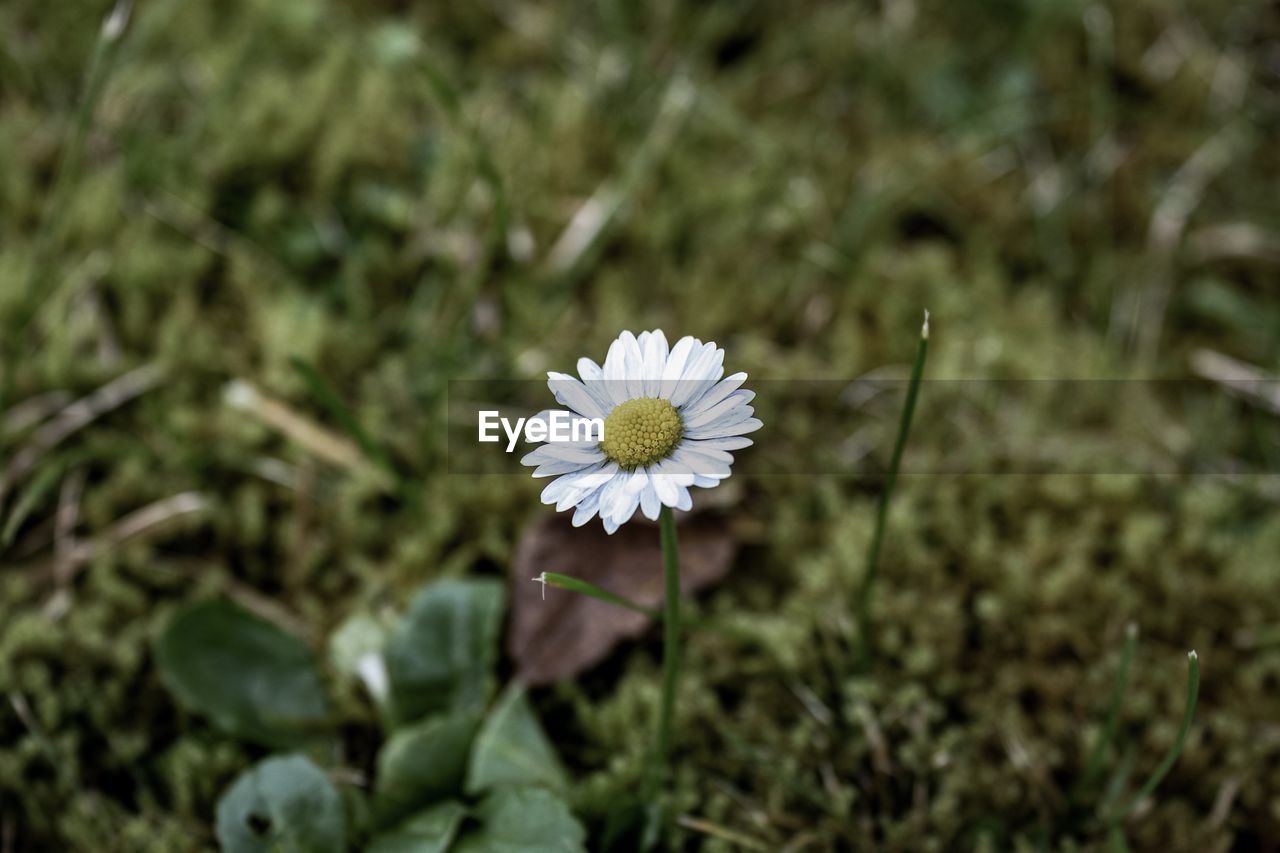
508,511,737,686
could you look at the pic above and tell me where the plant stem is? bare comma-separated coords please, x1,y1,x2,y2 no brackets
644,505,682,801
855,312,930,663
1107,650,1200,827
1081,623,1139,792
2,1,132,410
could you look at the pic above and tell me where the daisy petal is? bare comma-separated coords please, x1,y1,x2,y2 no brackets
571,463,621,490
609,491,640,527
687,417,763,439
685,436,754,451
575,357,616,414
682,372,747,416
572,490,602,526
521,443,605,467
603,337,631,405
531,459,598,478
671,445,730,478
597,470,630,517
660,336,698,392
619,331,646,402
651,472,679,506
539,461,616,504
673,444,733,465
556,486,593,512
548,372,607,419
652,457,696,486
670,344,724,407
624,468,649,494
682,390,755,431
540,473,584,505
682,342,724,383
639,483,661,519
640,330,669,396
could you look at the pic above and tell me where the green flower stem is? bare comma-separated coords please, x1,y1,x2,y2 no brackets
643,505,682,801
1081,623,1139,792
1107,650,1200,828
2,1,131,410
855,312,930,663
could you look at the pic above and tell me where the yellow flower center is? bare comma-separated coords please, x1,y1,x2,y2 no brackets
600,397,683,470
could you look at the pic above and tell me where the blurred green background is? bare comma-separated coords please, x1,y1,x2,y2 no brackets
2,0,1278,849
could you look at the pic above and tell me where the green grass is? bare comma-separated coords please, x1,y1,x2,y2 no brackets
2,0,1279,849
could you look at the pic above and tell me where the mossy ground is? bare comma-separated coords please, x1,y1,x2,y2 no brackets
2,0,1278,849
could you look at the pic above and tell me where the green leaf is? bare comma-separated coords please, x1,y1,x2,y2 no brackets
466,685,567,796
154,599,329,747
215,754,346,853
384,578,505,725
367,801,468,853
373,712,480,827
453,787,586,853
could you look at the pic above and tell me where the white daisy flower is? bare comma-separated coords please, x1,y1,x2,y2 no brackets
520,330,760,533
